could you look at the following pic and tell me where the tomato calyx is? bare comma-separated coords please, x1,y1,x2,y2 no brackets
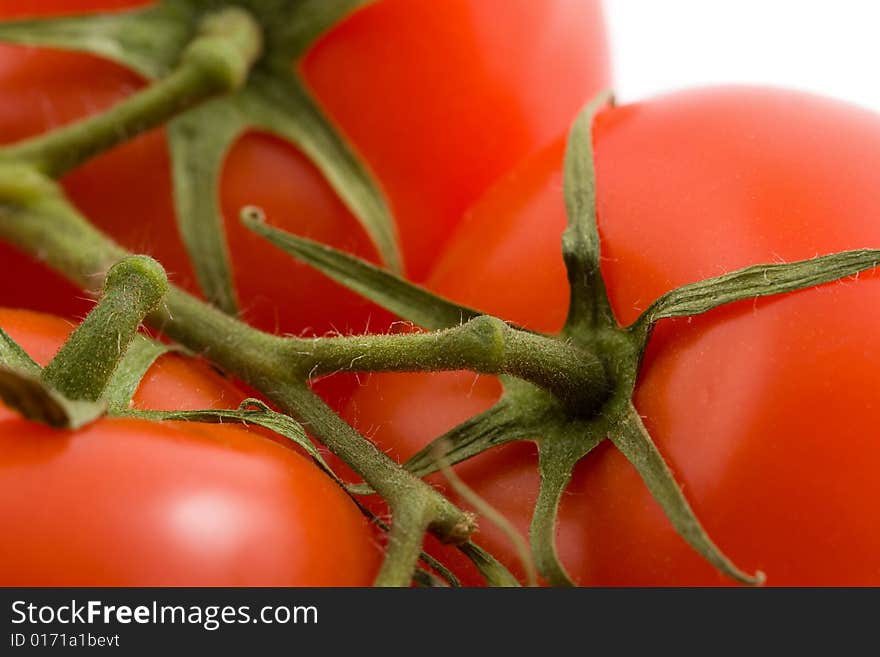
0,1,401,314
245,91,880,585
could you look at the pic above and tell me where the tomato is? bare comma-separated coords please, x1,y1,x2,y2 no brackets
344,87,880,585
0,308,380,585
301,0,609,280
0,0,609,336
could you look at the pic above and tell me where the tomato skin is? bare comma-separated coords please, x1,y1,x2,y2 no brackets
0,308,380,585
345,87,880,585
0,0,608,332
302,0,610,280
0,418,380,586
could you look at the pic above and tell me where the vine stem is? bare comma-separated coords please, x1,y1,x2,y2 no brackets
286,316,610,414
42,256,168,401
0,167,473,586
151,295,481,560
373,501,432,587
0,7,262,178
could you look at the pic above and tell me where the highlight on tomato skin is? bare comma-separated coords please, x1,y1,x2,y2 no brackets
344,86,880,586
0,308,382,586
0,0,610,339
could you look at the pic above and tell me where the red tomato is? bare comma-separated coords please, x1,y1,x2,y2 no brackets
344,87,880,585
301,0,609,280
0,308,380,585
0,0,609,336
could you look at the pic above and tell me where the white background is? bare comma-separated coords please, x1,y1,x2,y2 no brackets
605,0,880,111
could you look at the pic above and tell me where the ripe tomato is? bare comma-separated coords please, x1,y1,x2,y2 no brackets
301,0,609,281
0,308,380,585
344,87,880,585
0,0,609,335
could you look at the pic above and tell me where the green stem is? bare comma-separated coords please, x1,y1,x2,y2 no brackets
0,165,127,289
42,256,167,401
373,502,432,587
0,7,262,178
0,167,475,585
288,315,610,414
152,298,475,583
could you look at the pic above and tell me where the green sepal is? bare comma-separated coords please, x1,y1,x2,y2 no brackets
561,90,616,334
241,69,402,274
0,327,40,375
457,542,522,588
414,553,461,588
167,68,405,316
243,208,479,330
168,100,249,313
0,0,371,76
404,381,552,478
0,3,196,79
0,326,106,428
265,0,373,62
435,444,538,586
609,402,764,586
529,431,604,587
129,398,337,482
104,335,173,413
631,248,880,344
411,570,447,587
0,366,105,429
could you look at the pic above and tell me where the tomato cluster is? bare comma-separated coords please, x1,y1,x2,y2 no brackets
0,0,609,586
2,1,879,587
